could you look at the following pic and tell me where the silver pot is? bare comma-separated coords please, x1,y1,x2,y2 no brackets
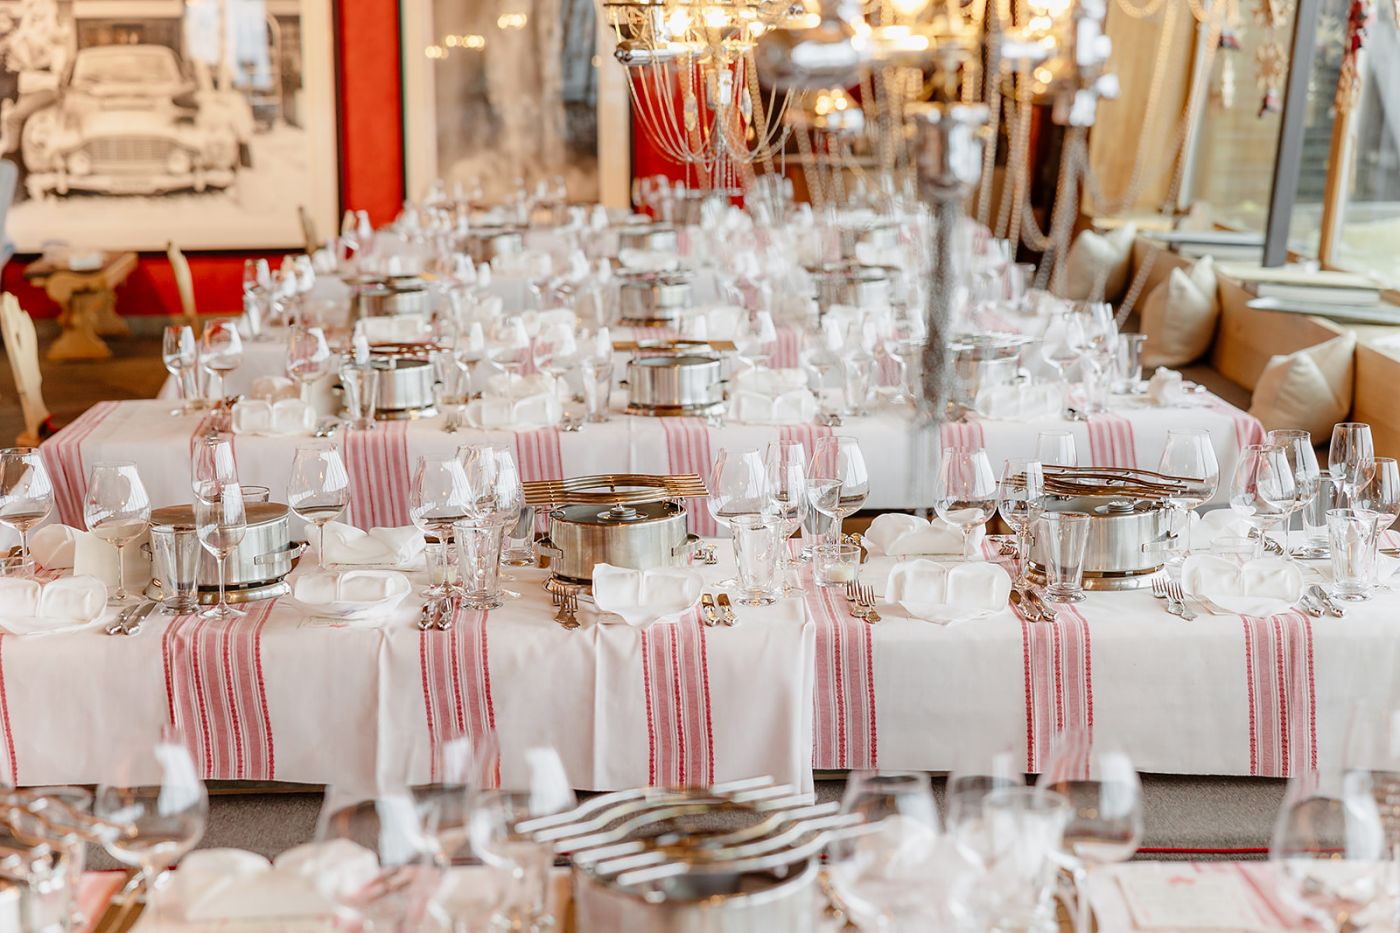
355,278,433,318
624,353,724,415
150,503,301,601
1029,495,1176,589
617,223,679,254
618,271,693,324
463,225,525,264
371,357,437,419
838,221,899,261
537,500,697,584
810,262,891,314
948,334,1029,410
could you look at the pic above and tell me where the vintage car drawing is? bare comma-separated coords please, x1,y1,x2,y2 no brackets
20,44,253,199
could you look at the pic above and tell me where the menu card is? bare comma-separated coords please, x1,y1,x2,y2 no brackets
1116,865,1280,931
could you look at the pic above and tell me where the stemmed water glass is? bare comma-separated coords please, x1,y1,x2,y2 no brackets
199,320,243,401
1358,457,1400,551
707,448,772,532
83,461,150,606
806,436,869,545
1158,428,1221,558
935,448,998,561
1267,429,1322,558
1230,444,1298,559
997,459,1044,584
191,434,238,495
765,440,809,590
1330,423,1376,510
288,443,351,562
409,457,471,597
94,726,208,928
458,443,524,609
0,448,52,575
162,325,198,414
194,480,246,621
1035,430,1078,467
285,326,333,404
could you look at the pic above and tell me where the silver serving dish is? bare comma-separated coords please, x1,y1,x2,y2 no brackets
150,503,303,603
537,500,697,585
355,278,432,318
463,225,525,264
624,352,724,415
809,262,891,315
948,333,1031,411
618,271,693,325
1029,494,1176,590
617,223,679,254
371,357,437,420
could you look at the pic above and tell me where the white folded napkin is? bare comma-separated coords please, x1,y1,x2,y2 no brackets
319,522,425,568
359,314,428,344
1192,510,1262,551
1181,555,1305,616
1146,367,1187,407
484,372,563,400
727,369,817,425
518,308,578,338
74,528,152,591
883,559,1012,624
463,393,562,429
168,846,352,922
617,248,680,273
592,564,703,628
0,575,107,635
973,383,1060,421
250,376,300,402
30,524,76,570
232,398,316,436
689,305,745,341
291,570,412,620
276,840,382,906
864,513,984,557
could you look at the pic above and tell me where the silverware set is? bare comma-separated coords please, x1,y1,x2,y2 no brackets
1010,586,1058,622
695,542,719,566
559,412,585,433
313,417,342,438
1305,583,1345,618
105,600,157,636
1150,576,1197,621
700,593,735,626
548,583,582,630
844,582,880,623
416,595,456,631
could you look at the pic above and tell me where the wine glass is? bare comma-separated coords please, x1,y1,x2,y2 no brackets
826,772,943,930
0,448,52,576
1271,769,1385,932
94,726,208,927
1158,429,1222,557
997,459,1044,585
935,448,998,561
194,480,246,621
288,443,351,562
1230,444,1297,559
707,448,772,532
409,457,471,597
806,436,869,545
316,785,443,932
1267,429,1322,558
162,325,198,415
1358,457,1400,550
764,440,809,589
1330,423,1376,510
190,434,238,496
285,326,333,404
1035,430,1078,468
1037,730,1145,933
83,461,150,606
458,443,525,608
199,320,244,401
488,318,533,395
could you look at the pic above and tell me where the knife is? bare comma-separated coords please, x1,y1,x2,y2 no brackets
105,603,139,636
1026,588,1059,622
1009,588,1042,622
700,593,719,626
715,593,737,626
122,600,159,636
1308,584,1346,618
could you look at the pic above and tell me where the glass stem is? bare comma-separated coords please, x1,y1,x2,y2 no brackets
425,537,441,592
217,552,229,614
962,527,975,561
18,528,29,571
114,543,127,601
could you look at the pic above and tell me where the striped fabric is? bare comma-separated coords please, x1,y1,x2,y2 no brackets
804,583,877,770
641,609,715,786
940,420,986,452
419,604,498,785
0,637,16,785
1241,610,1316,778
40,401,119,526
343,421,412,529
1086,413,1138,468
661,418,717,537
1015,601,1095,774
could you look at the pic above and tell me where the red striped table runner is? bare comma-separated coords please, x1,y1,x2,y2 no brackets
40,401,119,526
1240,609,1316,778
641,609,715,786
661,418,718,537
343,422,413,529
804,582,877,770
419,603,498,785
1011,598,1095,774
1086,413,1138,468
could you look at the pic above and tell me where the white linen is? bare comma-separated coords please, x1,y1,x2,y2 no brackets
319,523,425,568
591,564,703,627
0,575,106,635
518,308,578,338
73,528,152,591
358,315,429,344
30,524,76,570
726,369,817,425
232,398,316,436
249,376,300,403
290,570,413,621
864,513,983,557
1181,555,1304,616
973,383,1061,421
882,559,1012,623
462,393,562,429
1145,367,1187,407
167,844,372,922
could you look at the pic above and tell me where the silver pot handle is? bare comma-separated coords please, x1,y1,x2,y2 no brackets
673,534,700,558
253,541,309,566
535,537,562,561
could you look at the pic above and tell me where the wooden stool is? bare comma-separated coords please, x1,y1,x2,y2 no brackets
23,251,137,362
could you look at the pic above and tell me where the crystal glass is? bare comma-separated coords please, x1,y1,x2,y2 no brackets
1271,769,1385,932
707,447,771,534
1038,511,1091,602
1267,429,1322,559
162,325,198,414
191,434,238,496
409,457,471,598
1301,476,1342,559
340,360,379,431
1328,508,1382,602
969,787,1072,932
487,319,534,394
1035,430,1078,467
7,785,94,930
288,443,350,561
1358,457,1400,547
194,480,246,621
83,461,150,606
1158,428,1221,557
728,514,781,606
806,436,869,544
997,458,1044,584
582,358,613,423
94,726,208,928
199,319,243,400
151,526,200,615
431,350,472,432
826,772,942,930
0,447,52,576
458,443,525,529
285,326,333,405
934,448,997,561
814,542,861,588
1231,444,1298,558
764,440,808,586
455,523,505,610
1330,423,1376,510
1114,333,1148,392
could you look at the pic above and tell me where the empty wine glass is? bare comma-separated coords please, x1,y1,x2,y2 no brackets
190,434,238,497
1358,457,1400,550
0,448,52,576
194,480,246,621
458,444,525,608
83,461,150,606
1267,429,1322,558
1035,430,1078,468
199,320,243,401
285,326,333,404
94,726,208,928
765,440,809,590
1230,444,1297,558
162,325,198,415
1158,428,1221,557
806,436,869,545
409,457,471,597
1331,423,1376,510
935,448,998,561
997,459,1044,584
707,448,771,532
288,443,351,562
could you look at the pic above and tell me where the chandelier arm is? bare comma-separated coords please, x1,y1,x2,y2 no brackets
975,6,1005,226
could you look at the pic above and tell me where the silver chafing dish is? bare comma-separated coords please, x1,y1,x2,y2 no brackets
463,224,525,264
618,270,693,325
623,346,725,416
354,277,433,318
521,777,866,933
527,474,707,586
370,356,437,420
809,262,892,315
617,222,679,254
948,333,1031,411
150,503,302,603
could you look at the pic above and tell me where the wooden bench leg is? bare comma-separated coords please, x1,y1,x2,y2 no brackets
48,291,112,361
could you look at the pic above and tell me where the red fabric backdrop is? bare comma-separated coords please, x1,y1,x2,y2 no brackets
1,0,405,320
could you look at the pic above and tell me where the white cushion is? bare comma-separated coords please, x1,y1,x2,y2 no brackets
1140,256,1219,368
1248,332,1356,441
1058,225,1137,301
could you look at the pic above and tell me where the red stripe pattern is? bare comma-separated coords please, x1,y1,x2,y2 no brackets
1241,610,1316,778
343,422,412,529
772,327,802,369
641,609,715,786
161,601,277,781
804,583,877,770
39,401,119,526
661,418,717,537
1086,413,1138,468
419,604,498,784
1207,396,1266,451
777,422,833,463
0,637,16,785
940,420,986,452
1017,602,1095,773
512,428,564,484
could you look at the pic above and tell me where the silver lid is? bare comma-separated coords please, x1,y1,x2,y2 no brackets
151,502,288,530
551,500,682,527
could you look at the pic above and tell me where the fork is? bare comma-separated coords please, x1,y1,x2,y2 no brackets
435,597,455,631
1150,576,1187,620
1164,580,1198,621
857,584,881,623
554,591,581,630
844,582,869,620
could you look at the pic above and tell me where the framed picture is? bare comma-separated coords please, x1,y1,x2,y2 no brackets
0,0,339,253
401,0,631,209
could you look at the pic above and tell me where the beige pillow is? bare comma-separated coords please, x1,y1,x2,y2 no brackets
1249,332,1356,441
1140,256,1219,368
1058,224,1137,301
